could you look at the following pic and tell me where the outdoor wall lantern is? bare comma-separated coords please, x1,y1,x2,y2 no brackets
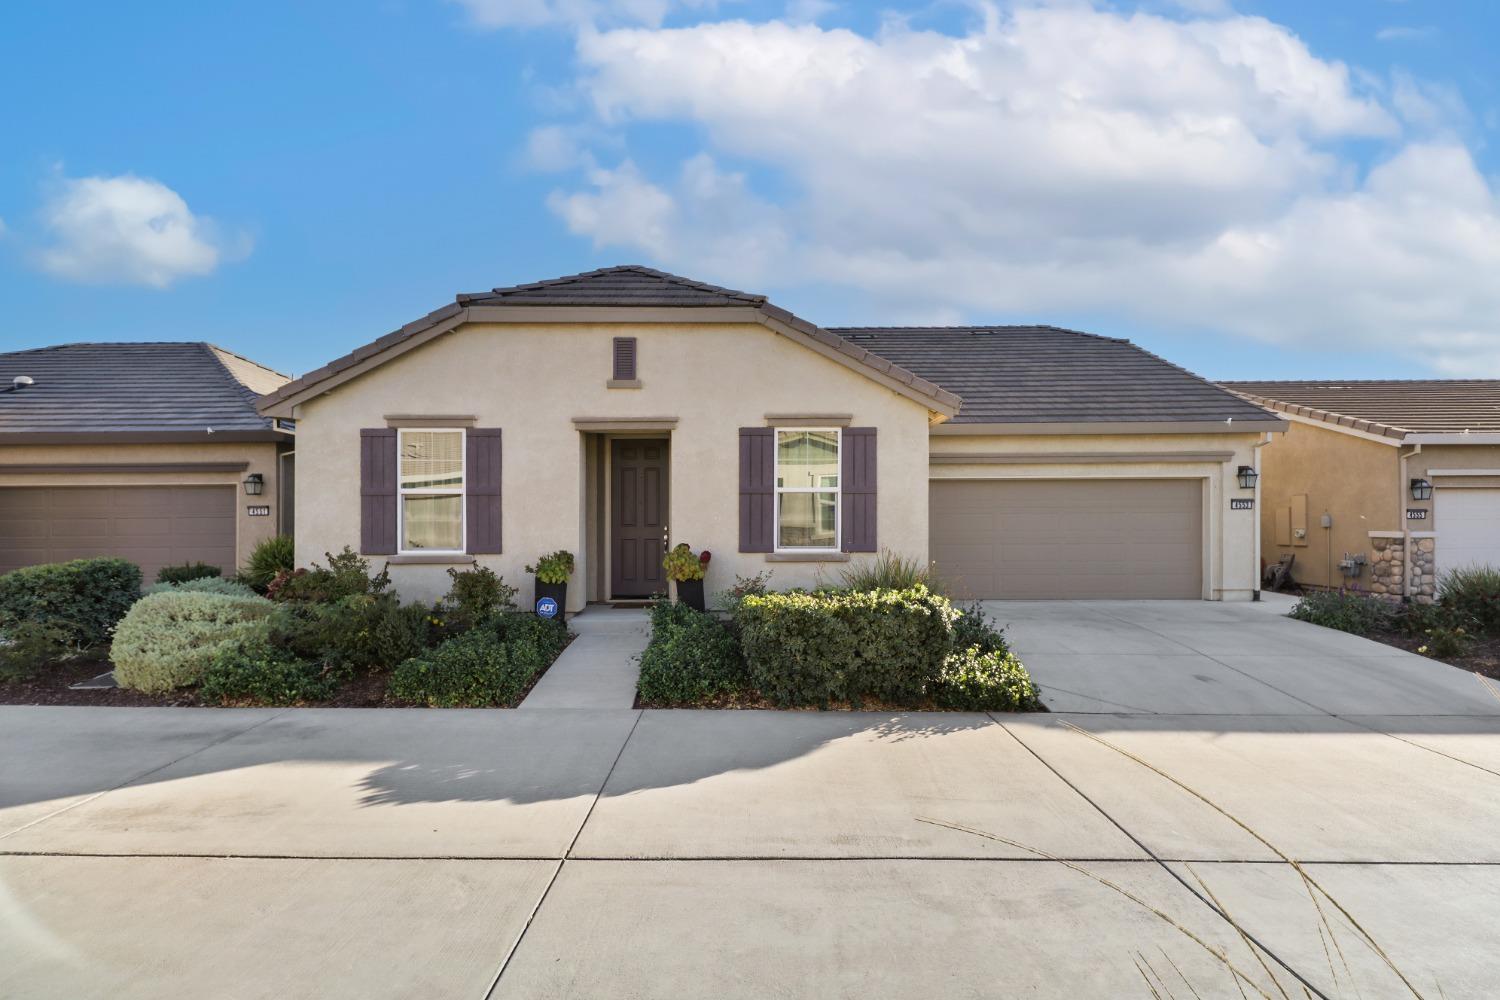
1236,465,1259,490
1410,478,1433,501
243,473,265,496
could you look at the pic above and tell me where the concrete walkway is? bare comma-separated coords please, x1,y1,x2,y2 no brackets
4,601,1500,998
518,607,648,709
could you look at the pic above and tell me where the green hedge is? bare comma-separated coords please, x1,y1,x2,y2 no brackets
111,591,274,693
932,645,1040,711
637,601,747,704
156,562,222,585
1437,565,1500,634
199,635,334,705
146,577,258,599
0,557,142,649
736,586,958,706
1288,590,1397,635
389,614,567,707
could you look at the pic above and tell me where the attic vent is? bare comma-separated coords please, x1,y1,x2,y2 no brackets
613,336,637,381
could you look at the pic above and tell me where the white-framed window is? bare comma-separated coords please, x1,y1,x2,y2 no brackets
774,428,840,551
398,428,465,553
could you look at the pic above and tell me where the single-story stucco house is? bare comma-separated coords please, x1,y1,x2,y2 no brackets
1224,380,1500,602
0,342,294,582
257,266,1284,611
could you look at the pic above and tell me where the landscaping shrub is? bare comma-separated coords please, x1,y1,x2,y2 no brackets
267,547,389,603
1288,590,1397,636
0,557,142,650
952,602,1011,656
0,621,72,682
268,594,432,674
1437,565,1500,634
1416,624,1472,660
737,585,959,706
932,645,1041,712
155,562,222,585
388,614,566,708
715,571,772,616
839,549,937,593
199,634,334,705
111,591,274,693
637,600,747,704
439,566,518,630
241,535,295,591
146,577,258,599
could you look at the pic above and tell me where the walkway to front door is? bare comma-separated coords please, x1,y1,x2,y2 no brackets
518,607,648,710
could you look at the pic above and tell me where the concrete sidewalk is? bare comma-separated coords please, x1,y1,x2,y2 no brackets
519,607,648,710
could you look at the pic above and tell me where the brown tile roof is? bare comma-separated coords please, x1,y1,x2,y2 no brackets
0,342,290,437
835,326,1278,426
1222,380,1500,435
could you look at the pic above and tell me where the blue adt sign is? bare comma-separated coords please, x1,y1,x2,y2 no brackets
536,596,559,619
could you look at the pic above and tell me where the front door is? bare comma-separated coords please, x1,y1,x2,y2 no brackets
611,439,668,597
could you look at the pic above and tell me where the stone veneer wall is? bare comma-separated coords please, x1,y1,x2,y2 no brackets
1370,536,1405,600
1409,537,1436,604
1369,535,1437,604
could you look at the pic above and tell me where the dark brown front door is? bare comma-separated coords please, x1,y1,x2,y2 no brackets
611,439,668,597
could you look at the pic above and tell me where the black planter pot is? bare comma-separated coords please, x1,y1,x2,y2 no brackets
675,578,706,612
534,580,567,621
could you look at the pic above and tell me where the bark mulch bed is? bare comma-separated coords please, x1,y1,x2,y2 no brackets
1368,629,1500,683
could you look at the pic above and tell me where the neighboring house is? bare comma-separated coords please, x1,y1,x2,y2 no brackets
258,266,1283,610
1224,380,1500,602
0,343,294,582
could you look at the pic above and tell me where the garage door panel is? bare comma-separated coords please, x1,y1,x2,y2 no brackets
1434,488,1500,574
931,479,1203,600
0,486,236,583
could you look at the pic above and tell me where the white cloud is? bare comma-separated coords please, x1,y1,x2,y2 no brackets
1376,25,1438,42
540,5,1500,373
37,174,239,288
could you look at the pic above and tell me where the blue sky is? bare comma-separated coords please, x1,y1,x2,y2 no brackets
1,1,1496,382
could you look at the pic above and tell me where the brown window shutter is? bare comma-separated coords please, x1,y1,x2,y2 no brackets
613,337,637,381
841,427,877,553
360,429,397,555
738,427,774,552
466,428,502,554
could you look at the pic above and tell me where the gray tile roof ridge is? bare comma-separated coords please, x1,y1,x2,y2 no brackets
1225,389,1413,437
1223,378,1500,386
456,264,767,306
830,323,1127,344
204,343,292,381
197,344,275,428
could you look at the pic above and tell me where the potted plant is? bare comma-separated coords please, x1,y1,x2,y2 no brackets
663,544,710,611
525,550,574,621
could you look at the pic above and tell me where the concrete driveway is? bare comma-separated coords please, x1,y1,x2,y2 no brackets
4,601,1499,998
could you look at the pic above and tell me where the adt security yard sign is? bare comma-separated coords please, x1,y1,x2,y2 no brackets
536,596,559,619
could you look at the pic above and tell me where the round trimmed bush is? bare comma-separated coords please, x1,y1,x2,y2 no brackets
145,577,259,599
111,591,274,693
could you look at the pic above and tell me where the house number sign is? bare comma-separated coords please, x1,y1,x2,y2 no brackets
1406,508,1428,521
247,505,271,517
1229,498,1255,510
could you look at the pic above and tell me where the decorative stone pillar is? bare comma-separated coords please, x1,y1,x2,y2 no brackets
1409,537,1437,604
1368,535,1405,602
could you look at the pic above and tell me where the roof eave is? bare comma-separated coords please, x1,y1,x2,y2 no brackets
0,429,292,445
931,418,1288,436
1226,391,1409,441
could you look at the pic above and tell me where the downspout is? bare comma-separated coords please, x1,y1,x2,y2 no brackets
1251,432,1273,601
1398,441,1422,601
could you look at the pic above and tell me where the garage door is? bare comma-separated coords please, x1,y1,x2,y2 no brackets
0,486,236,583
930,479,1203,600
1434,488,1500,574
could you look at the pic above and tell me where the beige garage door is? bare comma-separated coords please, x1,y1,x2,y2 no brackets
930,479,1203,600
0,486,236,583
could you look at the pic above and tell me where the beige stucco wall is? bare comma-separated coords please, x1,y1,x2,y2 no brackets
929,433,1265,600
0,440,285,572
1255,420,1399,590
290,322,934,609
